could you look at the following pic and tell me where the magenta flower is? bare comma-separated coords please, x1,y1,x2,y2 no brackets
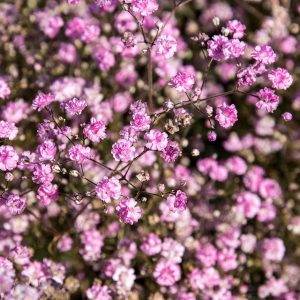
153,259,181,286
251,45,276,65
0,145,18,171
215,103,238,128
86,283,112,300
5,194,26,215
83,118,107,143
140,233,162,256
111,139,136,162
32,92,55,111
169,72,195,92
262,238,285,262
64,97,87,115
144,129,168,151
268,68,293,90
153,35,177,58
161,140,181,163
236,191,261,219
131,0,159,16
166,190,188,212
96,176,121,203
0,121,18,140
36,140,57,161
226,19,246,39
116,198,142,225
67,144,93,163
37,183,59,206
256,87,280,113
130,112,151,132
0,78,10,99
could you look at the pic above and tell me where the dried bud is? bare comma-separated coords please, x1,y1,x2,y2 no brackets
136,170,150,182
69,170,80,177
122,32,137,48
52,165,61,173
191,149,200,156
212,17,220,27
165,119,179,134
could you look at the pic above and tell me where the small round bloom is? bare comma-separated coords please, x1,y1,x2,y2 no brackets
153,259,181,286
169,72,195,92
207,131,217,142
86,283,112,300
226,19,246,39
215,103,238,128
83,118,107,143
36,140,57,161
166,190,188,212
236,191,261,218
259,178,282,199
5,194,26,215
32,92,55,111
207,35,229,61
268,68,293,90
116,198,142,225
9,245,32,265
0,78,10,99
223,39,246,59
37,183,59,206
161,140,181,163
0,121,18,140
262,238,285,262
140,233,162,256
96,176,121,203
67,145,93,163
251,45,276,65
256,88,280,113
153,35,177,58
131,0,159,16
32,164,54,184
282,112,293,121
161,238,185,263
64,97,87,115
130,112,151,132
196,243,217,267
144,129,168,151
0,145,19,171
111,139,136,162
57,235,73,252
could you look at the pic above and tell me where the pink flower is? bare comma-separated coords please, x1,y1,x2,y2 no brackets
259,178,282,199
32,164,54,184
196,243,217,267
96,176,121,203
262,238,285,262
93,47,116,71
112,139,136,162
215,103,238,128
161,140,181,163
140,233,162,256
256,88,280,113
0,78,10,99
0,257,15,293
4,194,26,215
36,140,57,161
268,68,293,90
169,72,195,92
226,156,247,175
0,121,18,140
38,15,64,39
57,235,73,252
116,198,142,224
207,131,217,142
223,39,246,58
207,35,229,61
161,238,185,263
282,112,293,121
251,45,276,65
153,35,177,58
144,129,168,151
131,0,159,16
58,43,77,64
32,92,55,111
130,112,151,131
80,229,104,262
217,248,238,272
226,19,246,39
67,145,93,163
236,191,261,218
83,118,107,143
0,145,18,171
153,259,181,286
64,97,87,115
257,202,276,222
166,190,188,212
86,283,112,300
37,183,59,206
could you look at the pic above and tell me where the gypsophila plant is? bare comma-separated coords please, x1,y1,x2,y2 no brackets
0,0,299,299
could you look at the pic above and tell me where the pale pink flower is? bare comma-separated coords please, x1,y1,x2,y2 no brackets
256,88,280,113
169,72,195,92
166,190,188,212
215,103,238,128
111,139,136,162
116,198,142,224
153,259,181,286
144,129,168,151
0,145,18,171
154,35,177,58
268,68,293,90
96,176,121,203
251,45,276,65
83,118,107,143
